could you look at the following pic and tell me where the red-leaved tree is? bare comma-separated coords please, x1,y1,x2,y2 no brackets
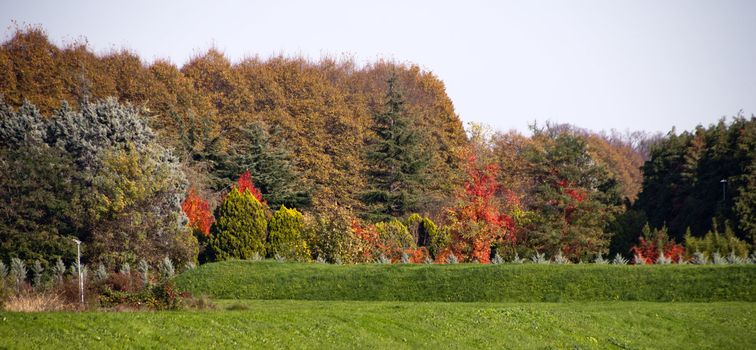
236,170,264,203
182,189,214,236
444,153,517,263
630,224,686,264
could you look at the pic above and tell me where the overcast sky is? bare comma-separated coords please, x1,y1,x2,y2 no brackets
3,0,755,134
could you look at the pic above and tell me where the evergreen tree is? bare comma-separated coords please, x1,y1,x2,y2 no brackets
0,98,195,267
267,205,310,261
361,75,428,221
635,116,755,243
214,122,311,209
207,188,268,261
521,129,623,260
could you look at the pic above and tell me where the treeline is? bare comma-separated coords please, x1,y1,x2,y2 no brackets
0,26,753,269
0,26,468,215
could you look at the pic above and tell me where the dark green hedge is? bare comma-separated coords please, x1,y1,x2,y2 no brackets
174,261,755,302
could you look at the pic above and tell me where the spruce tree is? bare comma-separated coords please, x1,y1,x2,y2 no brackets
214,122,311,209
361,75,427,222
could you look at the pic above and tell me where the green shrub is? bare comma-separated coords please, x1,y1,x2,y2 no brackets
99,281,188,310
685,223,750,259
428,223,450,259
267,205,310,261
304,204,361,264
208,188,268,261
375,219,415,260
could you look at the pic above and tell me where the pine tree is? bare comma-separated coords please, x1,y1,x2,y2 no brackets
207,188,268,261
361,75,428,221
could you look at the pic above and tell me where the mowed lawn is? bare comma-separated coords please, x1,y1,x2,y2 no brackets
2,262,755,349
1,301,754,349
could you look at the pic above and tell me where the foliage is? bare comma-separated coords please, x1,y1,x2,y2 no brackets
0,98,195,267
304,203,362,264
267,205,310,261
235,170,264,203
207,188,268,261
635,116,756,243
88,145,196,267
0,131,85,266
630,224,686,264
213,123,311,209
99,280,188,311
684,221,750,259
444,153,516,263
361,75,429,221
374,219,415,261
158,257,175,282
10,258,27,291
182,189,213,237
137,259,150,287
31,260,44,288
175,260,756,302
52,258,66,283
612,254,628,265
518,129,623,260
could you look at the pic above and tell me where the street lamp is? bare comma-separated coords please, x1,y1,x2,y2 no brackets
71,238,83,304
720,179,727,201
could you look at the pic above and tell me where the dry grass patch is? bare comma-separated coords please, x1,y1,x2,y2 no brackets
3,293,70,312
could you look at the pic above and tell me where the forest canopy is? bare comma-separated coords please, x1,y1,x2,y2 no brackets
1,26,753,267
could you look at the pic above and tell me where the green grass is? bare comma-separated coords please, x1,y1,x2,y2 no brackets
174,261,756,302
1,301,754,349
0,300,756,349
4,262,754,348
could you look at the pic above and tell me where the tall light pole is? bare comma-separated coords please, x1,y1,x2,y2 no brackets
720,179,728,201
72,238,83,304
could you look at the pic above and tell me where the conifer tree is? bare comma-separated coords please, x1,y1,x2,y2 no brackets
215,123,311,209
361,75,428,221
267,205,310,261
207,188,268,261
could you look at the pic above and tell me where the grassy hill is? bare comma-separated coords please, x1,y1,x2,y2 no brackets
2,301,754,349
173,261,756,302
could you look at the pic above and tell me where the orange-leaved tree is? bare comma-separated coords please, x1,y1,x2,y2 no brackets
182,189,213,236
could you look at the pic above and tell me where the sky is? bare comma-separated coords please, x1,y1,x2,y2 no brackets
2,0,755,134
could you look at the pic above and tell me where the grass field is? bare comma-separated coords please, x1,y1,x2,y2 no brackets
1,301,754,349
2,262,755,349
174,261,756,302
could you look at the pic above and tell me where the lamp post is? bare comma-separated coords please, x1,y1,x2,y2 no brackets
72,238,83,304
720,179,727,201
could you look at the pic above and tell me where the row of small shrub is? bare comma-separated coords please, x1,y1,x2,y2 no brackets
0,257,205,311
198,184,445,265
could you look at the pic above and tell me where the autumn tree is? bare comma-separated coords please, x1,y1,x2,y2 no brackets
0,29,469,222
182,189,213,236
443,153,517,263
519,129,623,260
